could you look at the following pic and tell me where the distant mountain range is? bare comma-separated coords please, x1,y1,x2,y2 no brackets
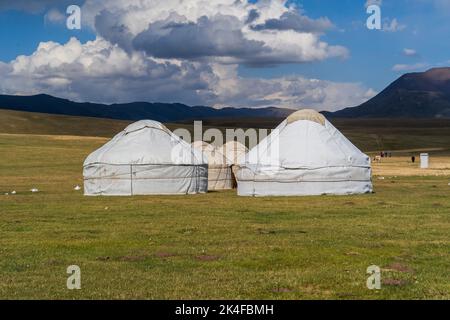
1,67,450,121
326,67,450,118
0,94,292,123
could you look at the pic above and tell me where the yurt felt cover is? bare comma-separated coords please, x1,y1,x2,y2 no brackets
222,141,248,165
222,141,249,188
236,110,373,197
84,120,208,196
192,141,233,190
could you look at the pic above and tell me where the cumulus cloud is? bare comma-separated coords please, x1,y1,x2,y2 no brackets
132,14,267,62
84,0,348,66
210,64,376,111
250,11,334,34
0,37,373,110
0,38,216,105
0,0,374,111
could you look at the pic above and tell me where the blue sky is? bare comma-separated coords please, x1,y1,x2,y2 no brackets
0,0,448,110
0,10,93,61
241,0,450,90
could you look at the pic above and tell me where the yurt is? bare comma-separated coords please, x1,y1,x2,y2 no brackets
221,141,248,188
236,109,373,197
83,120,208,196
192,141,233,190
222,141,248,165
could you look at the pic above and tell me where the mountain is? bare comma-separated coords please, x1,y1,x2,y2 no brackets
2,67,450,120
0,94,293,123
328,67,450,118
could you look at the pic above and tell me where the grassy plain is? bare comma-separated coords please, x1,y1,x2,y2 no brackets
0,132,449,299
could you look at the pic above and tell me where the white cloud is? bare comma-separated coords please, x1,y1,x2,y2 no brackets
82,0,348,66
392,63,428,72
251,11,334,34
0,37,373,111
403,48,417,56
1,38,222,105
209,64,375,111
0,0,375,111
44,8,65,24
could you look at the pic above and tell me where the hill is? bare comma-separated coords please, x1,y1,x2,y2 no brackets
0,109,133,137
329,67,450,118
0,94,293,123
2,109,450,154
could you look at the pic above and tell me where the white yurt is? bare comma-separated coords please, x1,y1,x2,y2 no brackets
221,141,248,165
221,141,249,188
192,141,233,190
236,109,373,197
83,120,208,196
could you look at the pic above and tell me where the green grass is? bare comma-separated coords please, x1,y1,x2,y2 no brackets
0,133,449,299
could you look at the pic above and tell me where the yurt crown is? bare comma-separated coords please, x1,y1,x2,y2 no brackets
286,109,326,126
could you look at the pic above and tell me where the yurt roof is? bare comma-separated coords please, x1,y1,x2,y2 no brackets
123,120,170,134
192,141,230,166
84,120,205,166
241,110,369,169
192,141,215,152
222,140,248,150
221,141,248,164
286,109,326,126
